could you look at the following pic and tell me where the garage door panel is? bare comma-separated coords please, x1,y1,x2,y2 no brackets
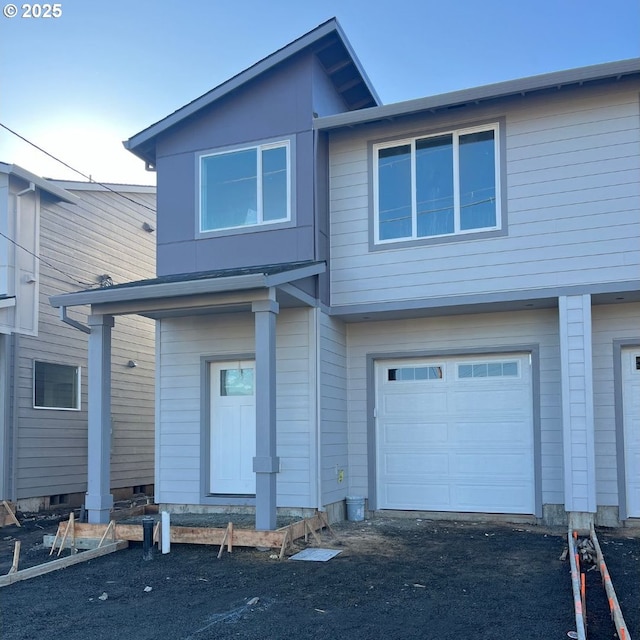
454,482,533,512
451,388,528,412
452,452,532,476
382,390,447,414
383,422,448,444
455,421,530,444
384,483,451,509
383,452,449,475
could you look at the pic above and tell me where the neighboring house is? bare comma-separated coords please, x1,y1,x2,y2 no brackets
0,163,156,511
50,19,640,530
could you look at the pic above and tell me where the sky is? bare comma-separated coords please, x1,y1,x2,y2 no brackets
1,0,638,186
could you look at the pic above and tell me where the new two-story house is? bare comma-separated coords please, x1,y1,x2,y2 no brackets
1,163,156,511
50,19,640,530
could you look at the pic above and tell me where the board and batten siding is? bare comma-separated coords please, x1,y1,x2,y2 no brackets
329,82,640,307
345,309,563,506
14,187,156,500
591,302,640,507
318,311,348,506
157,308,316,508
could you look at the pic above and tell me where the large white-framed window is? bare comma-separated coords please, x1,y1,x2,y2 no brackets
200,140,291,233
374,123,501,244
33,361,81,410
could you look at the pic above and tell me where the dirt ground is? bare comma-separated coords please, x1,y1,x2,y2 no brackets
0,512,638,640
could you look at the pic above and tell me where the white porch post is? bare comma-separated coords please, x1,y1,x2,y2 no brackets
559,294,597,529
85,314,114,524
252,298,279,531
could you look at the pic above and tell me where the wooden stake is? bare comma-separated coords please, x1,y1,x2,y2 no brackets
1,501,20,527
305,518,322,545
8,541,20,574
97,521,115,548
278,530,289,560
57,513,75,557
49,523,63,556
217,522,233,559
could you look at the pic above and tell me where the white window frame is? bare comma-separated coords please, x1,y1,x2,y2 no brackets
199,140,291,234
373,123,501,244
33,361,81,411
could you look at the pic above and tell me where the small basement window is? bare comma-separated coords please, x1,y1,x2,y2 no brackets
388,366,443,381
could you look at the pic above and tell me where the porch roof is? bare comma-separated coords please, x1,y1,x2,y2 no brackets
49,261,325,318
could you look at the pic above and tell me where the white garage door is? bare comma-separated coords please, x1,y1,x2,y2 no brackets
376,354,535,514
622,348,640,518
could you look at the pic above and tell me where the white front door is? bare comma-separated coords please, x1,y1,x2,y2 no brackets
210,361,256,494
375,354,535,514
622,349,640,517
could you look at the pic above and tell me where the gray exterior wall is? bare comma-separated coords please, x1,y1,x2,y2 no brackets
318,311,348,505
11,185,156,503
328,80,640,308
155,52,348,277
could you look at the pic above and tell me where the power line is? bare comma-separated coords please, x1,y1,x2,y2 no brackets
0,122,156,214
0,228,95,288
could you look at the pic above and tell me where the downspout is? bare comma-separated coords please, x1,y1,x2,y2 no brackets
313,308,323,512
9,333,19,502
59,306,90,334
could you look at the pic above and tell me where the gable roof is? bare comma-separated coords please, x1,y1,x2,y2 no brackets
124,18,380,166
314,57,640,131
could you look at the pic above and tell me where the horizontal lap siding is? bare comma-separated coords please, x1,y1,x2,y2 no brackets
329,83,640,307
157,308,315,508
319,312,348,506
591,302,640,506
345,309,563,505
15,189,156,499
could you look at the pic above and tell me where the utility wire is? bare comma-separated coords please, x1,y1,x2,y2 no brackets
0,228,96,288
0,122,156,214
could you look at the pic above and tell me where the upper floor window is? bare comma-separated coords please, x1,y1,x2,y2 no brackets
200,141,290,233
33,361,81,410
374,124,500,244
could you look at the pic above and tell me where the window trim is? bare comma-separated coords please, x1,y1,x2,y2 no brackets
371,121,504,247
33,360,81,411
198,139,292,235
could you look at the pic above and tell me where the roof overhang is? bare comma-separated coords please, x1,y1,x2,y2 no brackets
50,262,325,319
314,57,640,132
124,18,380,166
0,163,79,204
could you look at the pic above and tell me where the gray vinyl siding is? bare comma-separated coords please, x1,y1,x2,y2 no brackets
318,311,348,505
591,302,640,507
14,188,156,499
329,82,640,307
345,309,563,506
157,308,316,508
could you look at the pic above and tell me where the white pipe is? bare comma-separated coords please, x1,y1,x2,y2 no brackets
161,511,170,554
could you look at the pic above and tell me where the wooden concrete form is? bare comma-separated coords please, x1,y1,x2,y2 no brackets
0,501,20,527
45,511,333,559
0,541,128,587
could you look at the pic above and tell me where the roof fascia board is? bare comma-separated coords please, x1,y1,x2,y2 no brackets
50,273,268,308
0,163,79,204
125,19,354,156
314,58,640,131
50,180,156,194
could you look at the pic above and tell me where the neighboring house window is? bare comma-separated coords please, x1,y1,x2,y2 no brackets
374,124,500,243
200,141,290,232
33,361,80,410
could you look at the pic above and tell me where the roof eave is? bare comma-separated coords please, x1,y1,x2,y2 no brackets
0,163,80,204
314,57,640,131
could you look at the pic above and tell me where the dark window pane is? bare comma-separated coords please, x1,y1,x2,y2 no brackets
416,135,454,237
34,362,79,409
262,146,288,222
459,130,496,230
378,145,412,240
202,149,257,230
